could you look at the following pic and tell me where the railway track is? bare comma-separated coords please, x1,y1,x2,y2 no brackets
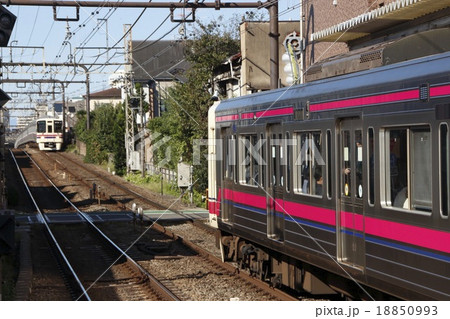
38,150,298,300
11,149,179,301
42,150,189,216
15,149,298,300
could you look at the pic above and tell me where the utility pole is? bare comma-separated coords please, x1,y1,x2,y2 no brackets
124,24,134,174
139,86,145,177
268,0,279,89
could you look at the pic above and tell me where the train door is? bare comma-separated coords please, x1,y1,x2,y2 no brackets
337,118,365,269
266,125,284,241
221,127,235,224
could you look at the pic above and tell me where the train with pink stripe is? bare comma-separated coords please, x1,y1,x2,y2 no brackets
208,51,450,300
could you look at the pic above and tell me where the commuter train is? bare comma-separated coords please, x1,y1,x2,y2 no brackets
208,51,450,300
36,118,64,151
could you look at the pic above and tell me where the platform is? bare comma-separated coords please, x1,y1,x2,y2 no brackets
142,208,209,222
13,209,209,224
15,211,134,224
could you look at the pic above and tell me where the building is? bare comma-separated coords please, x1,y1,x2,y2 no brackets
84,88,122,112
131,40,190,117
213,0,450,95
304,0,450,81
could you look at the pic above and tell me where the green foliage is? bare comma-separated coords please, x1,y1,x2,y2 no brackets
147,16,240,194
73,103,126,174
125,173,179,198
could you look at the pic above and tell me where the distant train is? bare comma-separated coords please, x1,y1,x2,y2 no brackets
36,118,64,151
208,51,450,300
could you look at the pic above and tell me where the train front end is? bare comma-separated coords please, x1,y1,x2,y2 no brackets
36,119,63,151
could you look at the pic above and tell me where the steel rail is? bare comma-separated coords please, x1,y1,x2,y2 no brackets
9,150,92,301
24,151,180,301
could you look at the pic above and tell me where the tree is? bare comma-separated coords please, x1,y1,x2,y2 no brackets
74,103,126,174
148,17,241,193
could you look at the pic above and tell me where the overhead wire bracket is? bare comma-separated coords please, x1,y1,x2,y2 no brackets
170,6,196,22
53,5,80,21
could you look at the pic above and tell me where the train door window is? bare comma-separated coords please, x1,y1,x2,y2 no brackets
384,126,432,212
37,121,46,133
253,136,260,186
286,132,291,192
295,133,308,194
440,123,449,218
279,134,284,187
271,134,277,186
342,130,351,197
326,130,332,199
224,134,235,180
224,135,229,179
54,121,63,133
47,122,53,133
313,132,323,196
239,134,259,186
355,130,363,199
233,135,238,184
368,128,375,206
294,131,324,196
261,133,265,188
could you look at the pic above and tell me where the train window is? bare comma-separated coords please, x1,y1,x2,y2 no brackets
224,135,235,180
47,123,53,133
294,131,324,196
343,130,351,197
261,133,265,188
233,135,238,184
355,130,363,199
37,121,46,133
286,132,291,192
272,135,277,186
384,126,432,213
224,136,229,179
440,123,449,218
239,134,259,186
368,128,375,206
279,134,284,187
54,121,63,133
326,130,332,199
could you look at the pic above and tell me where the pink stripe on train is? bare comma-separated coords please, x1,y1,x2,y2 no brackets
217,188,450,254
310,89,419,112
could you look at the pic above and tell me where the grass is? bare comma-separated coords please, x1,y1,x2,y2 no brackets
125,173,206,208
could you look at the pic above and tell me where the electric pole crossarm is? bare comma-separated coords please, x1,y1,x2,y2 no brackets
0,1,264,9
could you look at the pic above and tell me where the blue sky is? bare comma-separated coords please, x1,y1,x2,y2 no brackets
2,1,300,124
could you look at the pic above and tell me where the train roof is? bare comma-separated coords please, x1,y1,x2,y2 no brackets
215,51,450,114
